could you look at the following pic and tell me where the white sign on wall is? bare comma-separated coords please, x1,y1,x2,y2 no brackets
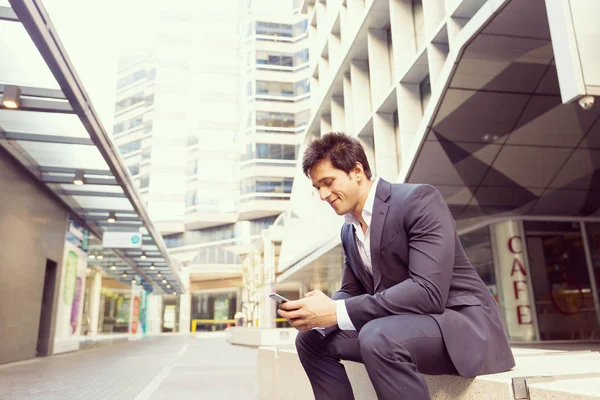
102,231,142,249
492,220,537,342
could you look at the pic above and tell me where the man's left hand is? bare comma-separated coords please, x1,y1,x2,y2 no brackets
278,290,337,332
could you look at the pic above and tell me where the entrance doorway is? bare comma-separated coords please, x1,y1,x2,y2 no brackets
37,259,57,356
525,221,600,340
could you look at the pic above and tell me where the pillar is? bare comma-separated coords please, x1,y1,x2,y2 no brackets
88,268,102,337
258,230,276,328
179,292,191,334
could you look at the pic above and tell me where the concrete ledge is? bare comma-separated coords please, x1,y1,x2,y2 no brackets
257,346,600,400
229,327,297,347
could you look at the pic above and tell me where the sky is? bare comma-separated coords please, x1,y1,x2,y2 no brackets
41,0,129,130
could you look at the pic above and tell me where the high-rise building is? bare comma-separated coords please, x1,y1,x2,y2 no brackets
111,0,310,330
111,0,242,236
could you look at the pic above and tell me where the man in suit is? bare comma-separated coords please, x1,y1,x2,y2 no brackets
277,133,515,399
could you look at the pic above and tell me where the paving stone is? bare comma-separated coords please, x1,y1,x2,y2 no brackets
0,336,258,400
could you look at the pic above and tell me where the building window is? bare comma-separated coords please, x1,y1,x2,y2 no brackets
115,91,144,113
256,49,309,69
140,174,150,189
143,119,153,134
256,21,293,38
524,221,599,340
141,146,152,161
116,69,146,89
244,143,298,161
585,222,600,296
254,79,309,98
128,163,140,176
118,139,141,155
241,177,294,195
185,190,197,207
292,19,308,36
113,122,125,134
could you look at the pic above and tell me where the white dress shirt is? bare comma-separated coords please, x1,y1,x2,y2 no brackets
336,177,379,331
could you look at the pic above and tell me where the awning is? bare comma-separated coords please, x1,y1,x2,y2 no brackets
0,0,182,294
405,0,600,221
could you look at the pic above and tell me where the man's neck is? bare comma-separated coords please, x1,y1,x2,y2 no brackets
351,179,374,223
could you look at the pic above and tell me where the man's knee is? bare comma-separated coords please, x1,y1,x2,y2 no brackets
295,330,321,356
358,319,407,361
358,320,387,355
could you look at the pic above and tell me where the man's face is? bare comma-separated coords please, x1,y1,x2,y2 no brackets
310,158,360,215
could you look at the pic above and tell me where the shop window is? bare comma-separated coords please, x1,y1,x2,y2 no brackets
525,221,600,340
459,227,497,299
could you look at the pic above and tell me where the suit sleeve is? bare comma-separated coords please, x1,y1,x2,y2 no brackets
344,184,456,331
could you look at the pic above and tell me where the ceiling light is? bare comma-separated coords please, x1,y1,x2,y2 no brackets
96,254,104,260
172,292,177,295
156,273,162,278
132,279,137,284
167,284,171,288
162,279,167,284
88,254,96,259
140,253,147,260
2,85,21,109
123,273,128,278
150,265,155,270
107,212,117,224
110,265,116,270
73,170,85,185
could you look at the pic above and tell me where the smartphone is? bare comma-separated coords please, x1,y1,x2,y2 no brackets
269,293,289,305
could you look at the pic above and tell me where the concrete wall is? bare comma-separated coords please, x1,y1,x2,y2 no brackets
0,151,69,365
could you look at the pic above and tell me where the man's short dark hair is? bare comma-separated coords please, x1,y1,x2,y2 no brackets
302,132,373,179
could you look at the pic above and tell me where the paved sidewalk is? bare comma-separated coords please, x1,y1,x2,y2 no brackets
0,334,258,400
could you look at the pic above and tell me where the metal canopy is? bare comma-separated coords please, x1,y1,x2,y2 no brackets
406,0,600,223
0,1,182,294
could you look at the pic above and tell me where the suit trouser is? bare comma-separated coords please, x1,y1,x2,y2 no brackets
295,314,457,400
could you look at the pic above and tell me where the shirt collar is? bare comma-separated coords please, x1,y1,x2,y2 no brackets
344,177,379,225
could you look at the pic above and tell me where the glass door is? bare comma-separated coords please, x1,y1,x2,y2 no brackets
524,221,600,340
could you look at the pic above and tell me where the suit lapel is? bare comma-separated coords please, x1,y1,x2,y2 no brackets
370,179,391,293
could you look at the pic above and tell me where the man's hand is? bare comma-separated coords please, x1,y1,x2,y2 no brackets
278,290,337,332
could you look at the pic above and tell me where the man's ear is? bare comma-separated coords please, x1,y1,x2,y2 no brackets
353,162,364,181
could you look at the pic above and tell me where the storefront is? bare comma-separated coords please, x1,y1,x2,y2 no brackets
461,218,600,341
190,289,238,331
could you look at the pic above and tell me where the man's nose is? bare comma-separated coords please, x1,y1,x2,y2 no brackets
319,187,331,201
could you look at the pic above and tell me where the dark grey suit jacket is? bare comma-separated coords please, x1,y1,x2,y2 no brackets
332,179,515,378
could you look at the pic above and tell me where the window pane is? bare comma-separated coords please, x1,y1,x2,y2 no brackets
295,49,309,65
283,144,296,160
281,56,293,67
269,143,283,159
256,143,268,158
268,54,281,65
118,140,141,155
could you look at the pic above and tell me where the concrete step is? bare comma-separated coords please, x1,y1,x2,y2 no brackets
257,346,600,400
228,327,297,347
